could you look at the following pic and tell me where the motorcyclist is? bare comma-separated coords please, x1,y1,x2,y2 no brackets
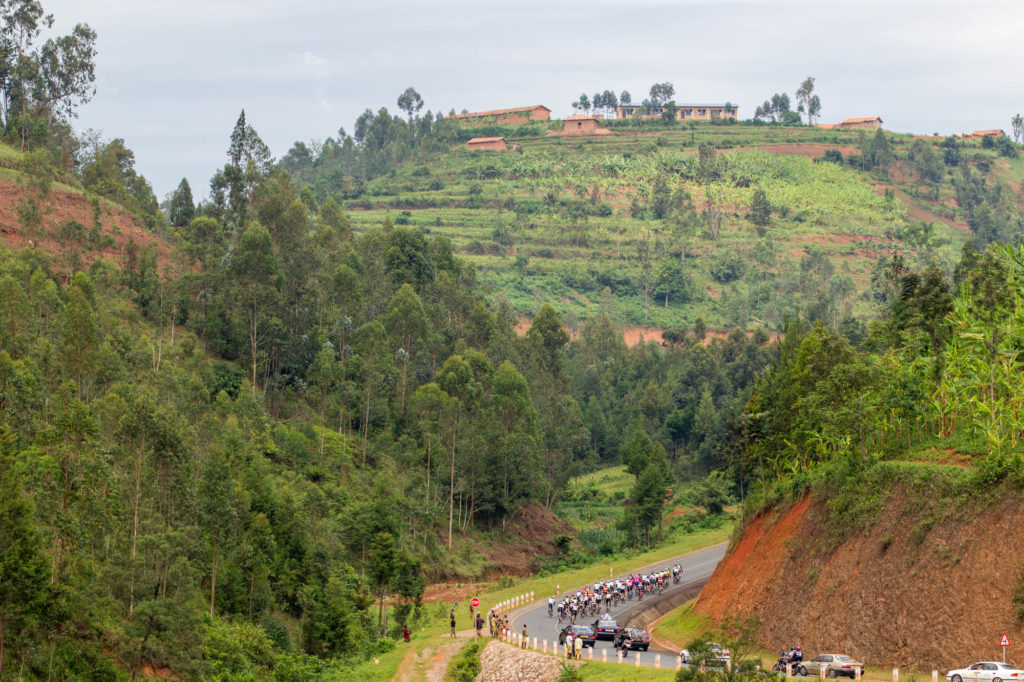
789,646,803,663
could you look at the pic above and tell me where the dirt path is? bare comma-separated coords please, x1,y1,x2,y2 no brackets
393,630,479,682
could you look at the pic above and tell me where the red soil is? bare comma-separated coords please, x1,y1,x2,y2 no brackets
622,327,664,346
694,487,1024,669
0,178,175,275
695,495,810,622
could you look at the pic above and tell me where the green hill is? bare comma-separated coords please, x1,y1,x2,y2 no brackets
315,121,1013,332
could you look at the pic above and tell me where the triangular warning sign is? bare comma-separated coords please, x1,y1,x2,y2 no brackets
1001,633,1011,647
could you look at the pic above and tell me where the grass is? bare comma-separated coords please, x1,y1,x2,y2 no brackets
576,661,679,680
650,599,712,649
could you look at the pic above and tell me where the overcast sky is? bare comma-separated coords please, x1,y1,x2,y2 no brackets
43,0,1024,199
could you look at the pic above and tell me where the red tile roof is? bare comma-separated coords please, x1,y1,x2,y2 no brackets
454,105,550,119
564,114,602,121
842,116,883,124
466,137,506,144
972,129,1004,136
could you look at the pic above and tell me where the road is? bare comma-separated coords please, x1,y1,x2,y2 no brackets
511,542,727,667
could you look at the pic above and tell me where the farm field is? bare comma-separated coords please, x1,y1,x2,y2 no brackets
338,122,998,332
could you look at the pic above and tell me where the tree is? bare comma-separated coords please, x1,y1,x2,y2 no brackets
648,82,675,107
0,3,97,149
697,142,723,239
223,110,272,223
654,260,691,306
1012,114,1024,144
396,87,423,120
384,284,428,414
230,222,280,392
578,93,590,114
0,426,52,678
198,448,237,619
59,280,98,395
620,90,632,106
795,76,819,125
167,177,195,227
748,188,771,227
661,101,678,123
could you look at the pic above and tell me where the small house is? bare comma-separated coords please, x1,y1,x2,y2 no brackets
967,129,1004,140
616,104,738,121
466,136,508,151
838,116,883,130
452,105,551,124
562,114,604,135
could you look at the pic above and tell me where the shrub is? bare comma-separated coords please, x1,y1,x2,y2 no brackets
449,638,483,681
709,252,746,283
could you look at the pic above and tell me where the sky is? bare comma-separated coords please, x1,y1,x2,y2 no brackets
43,0,1024,199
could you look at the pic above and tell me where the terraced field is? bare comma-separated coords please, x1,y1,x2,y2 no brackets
342,123,976,330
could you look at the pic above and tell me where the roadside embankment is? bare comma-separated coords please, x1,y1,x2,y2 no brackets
693,463,1024,670
477,639,577,681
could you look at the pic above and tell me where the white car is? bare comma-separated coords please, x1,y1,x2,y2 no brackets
680,643,731,666
947,662,1024,682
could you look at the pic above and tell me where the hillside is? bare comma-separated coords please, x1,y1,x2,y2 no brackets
0,143,173,274
694,463,1024,670
327,122,1016,331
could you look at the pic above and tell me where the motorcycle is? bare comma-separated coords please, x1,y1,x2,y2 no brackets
772,654,806,676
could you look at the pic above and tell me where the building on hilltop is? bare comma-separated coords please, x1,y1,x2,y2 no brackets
465,136,508,151
615,103,738,121
559,114,607,136
960,129,1004,141
839,116,883,130
452,105,551,124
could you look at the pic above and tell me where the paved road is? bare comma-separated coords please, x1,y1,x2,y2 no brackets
511,542,727,667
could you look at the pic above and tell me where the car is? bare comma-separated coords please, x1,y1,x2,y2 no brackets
592,617,621,640
558,624,596,648
681,642,732,666
614,627,651,651
802,654,865,679
946,662,1024,682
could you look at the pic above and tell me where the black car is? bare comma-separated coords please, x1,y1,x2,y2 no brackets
592,617,621,641
614,627,651,651
558,624,597,647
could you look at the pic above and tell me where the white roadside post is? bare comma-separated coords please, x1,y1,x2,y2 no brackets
656,654,662,669
532,637,537,649
856,667,862,681
602,648,607,662
787,663,793,679
933,671,939,682
588,646,593,661
617,650,623,664
894,668,900,682
821,665,826,680
677,656,682,671
635,652,641,667
543,640,547,654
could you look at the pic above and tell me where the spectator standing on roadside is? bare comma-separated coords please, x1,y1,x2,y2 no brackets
449,612,456,637
574,634,583,660
402,624,410,643
475,613,484,637
565,632,574,658
521,624,527,649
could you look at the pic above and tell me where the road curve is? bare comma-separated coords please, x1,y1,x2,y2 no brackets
510,542,727,668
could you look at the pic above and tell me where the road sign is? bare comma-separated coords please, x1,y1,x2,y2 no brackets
471,597,480,608
1002,633,1011,647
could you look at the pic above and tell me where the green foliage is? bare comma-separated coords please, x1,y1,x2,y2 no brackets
1014,568,1024,622
447,638,483,682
